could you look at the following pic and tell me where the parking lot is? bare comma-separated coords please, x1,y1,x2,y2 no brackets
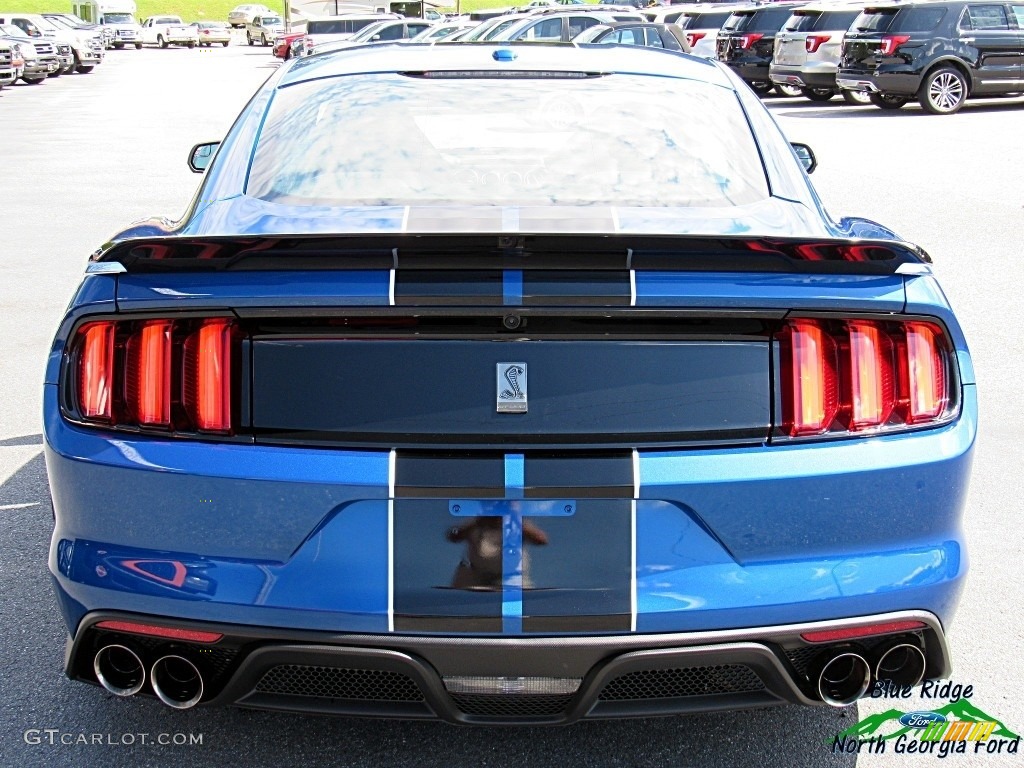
1,42,1022,767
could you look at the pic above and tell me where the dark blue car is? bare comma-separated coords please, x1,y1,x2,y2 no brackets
45,42,975,723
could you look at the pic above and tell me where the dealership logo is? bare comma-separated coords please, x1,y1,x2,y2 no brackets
496,363,527,413
830,696,1020,758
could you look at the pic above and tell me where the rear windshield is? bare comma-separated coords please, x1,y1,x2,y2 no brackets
247,73,769,209
784,9,859,32
723,8,794,33
852,6,947,32
678,10,732,30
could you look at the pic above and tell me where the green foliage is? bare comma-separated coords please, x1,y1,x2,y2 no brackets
0,0,581,23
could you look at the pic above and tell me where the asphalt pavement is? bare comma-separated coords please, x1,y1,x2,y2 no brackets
1,39,1022,768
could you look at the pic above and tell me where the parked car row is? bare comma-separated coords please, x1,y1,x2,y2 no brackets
262,0,1024,113
0,11,103,91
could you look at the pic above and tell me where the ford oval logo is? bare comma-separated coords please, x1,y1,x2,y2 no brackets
899,711,947,729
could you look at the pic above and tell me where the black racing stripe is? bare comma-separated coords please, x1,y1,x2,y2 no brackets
523,271,630,306
521,499,633,633
394,270,503,305
524,452,633,499
395,452,504,498
392,500,503,632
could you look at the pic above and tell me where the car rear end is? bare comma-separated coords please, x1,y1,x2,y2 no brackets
47,46,975,724
677,5,742,59
715,3,803,91
771,5,863,92
837,3,947,96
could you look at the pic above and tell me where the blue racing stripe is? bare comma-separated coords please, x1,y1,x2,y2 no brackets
503,454,525,633
503,270,523,306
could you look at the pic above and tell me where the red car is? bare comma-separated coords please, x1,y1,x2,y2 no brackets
272,30,303,59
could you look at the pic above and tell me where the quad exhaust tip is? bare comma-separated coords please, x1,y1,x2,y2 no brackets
94,644,146,697
817,652,871,707
150,655,204,709
875,643,927,689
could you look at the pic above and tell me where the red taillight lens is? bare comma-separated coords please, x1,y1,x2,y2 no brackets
780,321,839,436
125,320,173,427
879,34,910,55
72,317,237,434
805,33,830,53
846,321,895,430
686,31,706,47
779,318,952,438
899,322,948,423
183,319,234,433
738,32,763,49
77,321,116,420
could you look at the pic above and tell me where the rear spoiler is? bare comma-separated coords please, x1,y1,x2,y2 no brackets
89,234,931,275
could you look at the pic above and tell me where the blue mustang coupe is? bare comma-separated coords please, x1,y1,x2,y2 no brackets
45,43,975,723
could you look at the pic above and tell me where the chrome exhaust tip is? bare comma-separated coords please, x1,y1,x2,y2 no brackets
875,643,927,689
817,652,871,707
94,644,145,697
150,655,204,709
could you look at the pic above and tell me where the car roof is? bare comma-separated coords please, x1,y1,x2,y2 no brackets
287,41,729,87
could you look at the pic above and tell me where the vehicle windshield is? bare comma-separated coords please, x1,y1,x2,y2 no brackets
262,16,282,25
104,13,135,24
678,11,731,30
247,73,769,209
722,8,792,32
350,21,390,40
1,22,31,36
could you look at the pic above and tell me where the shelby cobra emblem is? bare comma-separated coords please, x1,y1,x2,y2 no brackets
496,363,528,413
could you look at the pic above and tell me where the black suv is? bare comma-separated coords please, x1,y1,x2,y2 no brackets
838,2,1024,114
715,3,806,95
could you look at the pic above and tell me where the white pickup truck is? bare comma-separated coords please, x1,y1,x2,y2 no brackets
140,15,198,47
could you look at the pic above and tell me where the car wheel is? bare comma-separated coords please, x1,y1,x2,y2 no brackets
867,92,908,110
841,89,871,105
800,87,835,102
75,64,95,74
262,34,269,46
113,42,124,49
247,34,254,46
48,67,61,78
918,66,967,115
158,35,168,49
222,41,229,47
22,75,45,84
187,42,196,48
774,83,803,97
135,42,143,49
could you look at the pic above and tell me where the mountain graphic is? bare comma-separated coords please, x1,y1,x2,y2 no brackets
834,699,1020,742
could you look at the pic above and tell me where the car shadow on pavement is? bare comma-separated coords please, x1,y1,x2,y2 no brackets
1,448,861,768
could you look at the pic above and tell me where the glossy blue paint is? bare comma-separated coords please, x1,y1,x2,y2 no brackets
635,272,906,312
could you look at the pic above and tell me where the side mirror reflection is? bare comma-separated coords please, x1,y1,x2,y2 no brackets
791,142,817,174
188,141,221,174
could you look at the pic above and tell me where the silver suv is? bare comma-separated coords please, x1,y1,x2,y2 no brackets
770,2,872,103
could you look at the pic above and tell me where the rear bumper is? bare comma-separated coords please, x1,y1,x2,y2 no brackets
67,609,950,723
836,69,923,97
770,64,838,90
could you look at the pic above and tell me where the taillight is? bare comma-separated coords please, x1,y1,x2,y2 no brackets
77,321,116,421
846,321,895,430
879,34,909,55
778,318,953,438
805,34,830,53
69,317,238,435
125,319,173,427
899,322,948,423
779,321,839,436
686,31,705,47
183,319,234,433
738,32,763,49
